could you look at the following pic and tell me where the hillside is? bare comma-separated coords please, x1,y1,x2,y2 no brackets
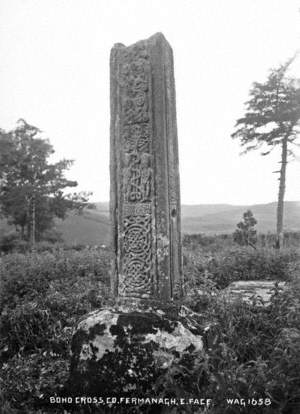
54,209,110,245
1,201,299,245
182,201,300,234
57,201,300,244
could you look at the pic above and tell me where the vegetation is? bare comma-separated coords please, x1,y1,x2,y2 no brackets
0,247,111,413
0,237,299,413
233,210,257,248
231,57,300,248
183,278,300,414
0,119,92,245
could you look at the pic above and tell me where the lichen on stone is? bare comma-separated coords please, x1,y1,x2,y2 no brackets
77,309,121,361
78,309,119,332
67,306,205,399
143,321,203,353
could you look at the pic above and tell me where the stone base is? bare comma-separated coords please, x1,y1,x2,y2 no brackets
66,304,205,399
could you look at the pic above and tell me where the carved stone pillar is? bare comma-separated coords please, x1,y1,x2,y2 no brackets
66,35,205,403
110,32,182,303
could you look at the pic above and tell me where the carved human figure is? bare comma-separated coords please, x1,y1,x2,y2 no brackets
128,152,142,202
140,153,152,202
110,33,182,302
123,153,132,202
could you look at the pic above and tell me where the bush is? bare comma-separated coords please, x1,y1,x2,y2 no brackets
0,248,111,362
0,248,112,412
177,278,300,414
233,210,257,247
0,232,28,254
0,353,69,413
183,232,300,251
208,247,298,288
1,243,299,413
183,233,234,252
0,248,111,311
183,246,298,289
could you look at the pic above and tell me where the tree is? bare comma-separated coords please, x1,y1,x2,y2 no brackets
0,119,92,244
233,210,257,248
231,56,300,248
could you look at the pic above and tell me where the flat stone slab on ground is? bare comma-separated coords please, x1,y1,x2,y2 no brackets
226,280,286,305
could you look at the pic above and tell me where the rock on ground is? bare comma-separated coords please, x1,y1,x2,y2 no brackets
66,304,206,399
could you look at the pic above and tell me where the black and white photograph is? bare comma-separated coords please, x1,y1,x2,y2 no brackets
0,1,299,413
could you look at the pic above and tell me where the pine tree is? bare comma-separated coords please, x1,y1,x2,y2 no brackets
233,210,257,248
232,57,300,248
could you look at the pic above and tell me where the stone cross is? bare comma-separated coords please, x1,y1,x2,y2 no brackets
110,33,182,303
67,35,203,399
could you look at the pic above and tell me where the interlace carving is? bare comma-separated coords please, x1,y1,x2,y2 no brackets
118,44,154,298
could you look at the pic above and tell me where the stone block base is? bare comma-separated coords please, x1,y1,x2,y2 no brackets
66,305,205,399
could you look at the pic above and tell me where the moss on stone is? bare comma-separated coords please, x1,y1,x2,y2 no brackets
66,306,205,402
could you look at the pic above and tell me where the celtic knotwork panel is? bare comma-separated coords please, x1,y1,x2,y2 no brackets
118,43,154,299
120,258,152,295
120,214,152,297
111,34,182,301
123,215,151,257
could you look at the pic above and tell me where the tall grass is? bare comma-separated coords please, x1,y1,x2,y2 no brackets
0,241,299,413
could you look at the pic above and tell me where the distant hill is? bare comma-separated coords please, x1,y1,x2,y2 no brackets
1,201,299,245
94,202,109,215
182,201,300,234
181,204,245,218
54,209,110,245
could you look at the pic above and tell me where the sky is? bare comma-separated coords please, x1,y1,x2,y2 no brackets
0,0,299,205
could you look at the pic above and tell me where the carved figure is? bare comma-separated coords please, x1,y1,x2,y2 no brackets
140,153,152,201
110,34,182,301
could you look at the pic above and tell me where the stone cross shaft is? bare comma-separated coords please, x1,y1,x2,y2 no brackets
110,33,182,303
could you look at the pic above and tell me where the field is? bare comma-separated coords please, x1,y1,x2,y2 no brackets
0,233,299,413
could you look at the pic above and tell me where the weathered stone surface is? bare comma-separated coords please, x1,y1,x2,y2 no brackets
66,34,203,405
67,305,204,398
110,33,182,303
225,280,286,305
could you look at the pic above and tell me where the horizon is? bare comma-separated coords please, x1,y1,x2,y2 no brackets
93,200,300,206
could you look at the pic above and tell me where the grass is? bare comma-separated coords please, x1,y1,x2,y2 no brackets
0,239,299,413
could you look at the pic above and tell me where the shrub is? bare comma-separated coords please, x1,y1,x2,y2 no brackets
0,232,28,254
178,278,300,413
233,210,257,247
0,248,111,311
0,248,112,412
0,248,111,364
0,353,69,413
183,233,235,252
208,247,298,288
183,246,298,289
1,243,299,413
